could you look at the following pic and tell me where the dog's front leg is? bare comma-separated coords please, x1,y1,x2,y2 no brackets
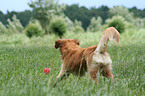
53,64,69,87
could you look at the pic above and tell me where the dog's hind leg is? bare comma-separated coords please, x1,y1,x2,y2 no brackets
89,68,99,83
53,64,69,87
106,69,114,81
101,68,114,82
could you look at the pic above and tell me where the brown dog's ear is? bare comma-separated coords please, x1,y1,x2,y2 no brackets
73,39,80,45
55,39,63,49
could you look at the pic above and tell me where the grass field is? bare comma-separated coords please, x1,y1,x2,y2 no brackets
0,29,145,96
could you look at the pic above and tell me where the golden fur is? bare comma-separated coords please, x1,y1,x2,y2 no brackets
53,27,120,86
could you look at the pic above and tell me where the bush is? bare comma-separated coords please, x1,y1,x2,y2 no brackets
87,17,102,32
25,21,43,38
106,16,126,33
74,20,82,27
7,15,23,34
132,18,144,29
73,26,85,33
125,21,135,29
49,17,67,38
143,18,145,28
64,17,74,31
0,15,23,34
0,22,7,34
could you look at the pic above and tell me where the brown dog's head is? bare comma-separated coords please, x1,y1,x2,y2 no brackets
55,39,80,49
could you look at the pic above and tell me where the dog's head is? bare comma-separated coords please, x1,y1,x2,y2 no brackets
55,39,80,49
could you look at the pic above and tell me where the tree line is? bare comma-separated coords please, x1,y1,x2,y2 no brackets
0,4,145,30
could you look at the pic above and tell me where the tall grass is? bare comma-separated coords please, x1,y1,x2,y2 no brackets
0,28,145,95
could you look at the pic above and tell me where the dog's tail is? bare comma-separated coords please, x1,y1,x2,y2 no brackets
95,27,120,53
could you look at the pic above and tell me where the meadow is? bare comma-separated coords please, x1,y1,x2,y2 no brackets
0,28,145,96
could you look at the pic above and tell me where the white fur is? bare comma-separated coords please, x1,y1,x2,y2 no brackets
89,51,112,71
92,52,112,64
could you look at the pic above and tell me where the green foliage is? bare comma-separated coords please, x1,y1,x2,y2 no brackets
132,18,145,29
64,5,109,30
49,17,67,38
143,18,145,28
17,10,35,27
87,16,103,32
0,22,7,34
0,5,145,31
73,26,85,33
28,0,65,34
0,15,23,34
0,10,34,28
106,16,126,33
109,6,129,17
125,21,135,29
64,17,74,31
129,6,145,18
73,20,84,33
74,20,82,27
109,6,135,23
25,21,43,38
7,15,23,33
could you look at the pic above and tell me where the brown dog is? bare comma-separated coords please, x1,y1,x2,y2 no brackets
53,27,120,86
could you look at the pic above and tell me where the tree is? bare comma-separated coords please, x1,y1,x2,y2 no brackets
129,7,142,18
109,6,134,22
0,11,7,25
97,6,109,23
64,4,91,30
16,10,34,27
109,6,129,17
28,0,65,34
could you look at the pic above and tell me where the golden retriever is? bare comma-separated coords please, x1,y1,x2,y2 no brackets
53,27,120,86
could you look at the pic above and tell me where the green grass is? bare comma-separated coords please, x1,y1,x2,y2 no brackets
0,29,145,96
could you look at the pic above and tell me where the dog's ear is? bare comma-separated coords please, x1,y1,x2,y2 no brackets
73,39,80,45
55,39,63,49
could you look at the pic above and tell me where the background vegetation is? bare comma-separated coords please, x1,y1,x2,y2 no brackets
0,0,145,95
1,4,145,31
